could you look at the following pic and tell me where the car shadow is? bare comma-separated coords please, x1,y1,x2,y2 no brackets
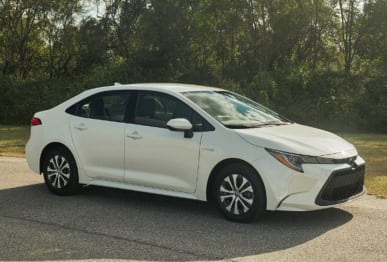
0,183,353,261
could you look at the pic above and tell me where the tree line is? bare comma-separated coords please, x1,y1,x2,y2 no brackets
0,0,386,132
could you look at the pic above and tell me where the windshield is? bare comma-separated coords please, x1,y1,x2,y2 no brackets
183,91,290,129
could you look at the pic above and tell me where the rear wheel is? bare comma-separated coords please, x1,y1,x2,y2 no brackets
42,148,80,195
214,163,266,222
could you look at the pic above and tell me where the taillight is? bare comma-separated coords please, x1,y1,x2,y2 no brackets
31,117,42,126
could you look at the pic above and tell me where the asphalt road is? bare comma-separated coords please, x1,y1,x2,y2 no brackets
0,157,386,262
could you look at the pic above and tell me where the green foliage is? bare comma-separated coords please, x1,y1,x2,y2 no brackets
0,0,387,132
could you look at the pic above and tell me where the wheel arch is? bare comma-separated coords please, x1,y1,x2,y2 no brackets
206,158,267,204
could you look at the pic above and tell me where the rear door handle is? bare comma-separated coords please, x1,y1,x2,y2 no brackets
74,123,88,131
126,131,142,140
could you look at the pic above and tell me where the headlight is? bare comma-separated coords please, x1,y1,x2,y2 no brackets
265,148,355,173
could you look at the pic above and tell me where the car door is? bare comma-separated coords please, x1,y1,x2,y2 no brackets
124,91,207,193
68,91,131,182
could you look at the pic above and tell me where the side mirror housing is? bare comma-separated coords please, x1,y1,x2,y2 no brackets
167,118,194,138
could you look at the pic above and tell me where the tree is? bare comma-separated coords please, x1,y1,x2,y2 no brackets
77,18,109,72
333,0,363,77
102,0,147,59
0,0,49,78
44,0,82,78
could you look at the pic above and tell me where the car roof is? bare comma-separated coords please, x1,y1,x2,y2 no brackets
90,83,225,94
54,83,226,111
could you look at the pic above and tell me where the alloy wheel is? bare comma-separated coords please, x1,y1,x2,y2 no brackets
219,174,255,215
46,155,71,189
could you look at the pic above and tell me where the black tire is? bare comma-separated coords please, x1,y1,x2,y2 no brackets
213,163,266,223
42,147,80,195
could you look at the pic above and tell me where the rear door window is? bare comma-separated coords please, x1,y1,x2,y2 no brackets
66,91,132,123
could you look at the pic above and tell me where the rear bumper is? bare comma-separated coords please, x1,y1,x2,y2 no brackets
25,139,41,174
25,125,44,174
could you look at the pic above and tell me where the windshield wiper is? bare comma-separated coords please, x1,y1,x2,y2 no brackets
255,121,291,127
225,121,292,129
224,124,257,129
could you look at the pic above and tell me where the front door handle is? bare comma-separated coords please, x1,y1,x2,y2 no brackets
74,123,88,131
126,131,142,140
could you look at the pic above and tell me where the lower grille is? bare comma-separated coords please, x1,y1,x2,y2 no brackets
316,165,365,206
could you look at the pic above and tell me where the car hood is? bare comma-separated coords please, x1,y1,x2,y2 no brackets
235,123,357,158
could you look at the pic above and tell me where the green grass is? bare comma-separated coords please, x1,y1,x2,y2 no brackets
0,125,30,157
342,134,387,198
0,125,386,196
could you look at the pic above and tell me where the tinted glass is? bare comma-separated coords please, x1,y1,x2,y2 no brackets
183,91,288,128
134,92,214,131
135,93,186,128
67,92,131,122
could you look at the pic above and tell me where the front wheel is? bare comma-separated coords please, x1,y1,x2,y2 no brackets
214,163,266,222
42,148,80,195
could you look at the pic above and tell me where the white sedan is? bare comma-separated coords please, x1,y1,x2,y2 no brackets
26,83,366,222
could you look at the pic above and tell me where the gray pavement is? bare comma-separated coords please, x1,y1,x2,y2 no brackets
0,156,386,262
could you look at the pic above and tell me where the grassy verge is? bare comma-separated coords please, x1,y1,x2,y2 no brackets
342,134,387,198
0,125,30,157
0,125,386,196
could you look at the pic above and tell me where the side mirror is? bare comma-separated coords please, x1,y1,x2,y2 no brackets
167,118,194,138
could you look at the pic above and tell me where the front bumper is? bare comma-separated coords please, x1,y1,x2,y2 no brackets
252,155,366,211
315,164,365,206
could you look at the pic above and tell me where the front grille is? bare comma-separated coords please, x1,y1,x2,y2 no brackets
316,165,365,206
